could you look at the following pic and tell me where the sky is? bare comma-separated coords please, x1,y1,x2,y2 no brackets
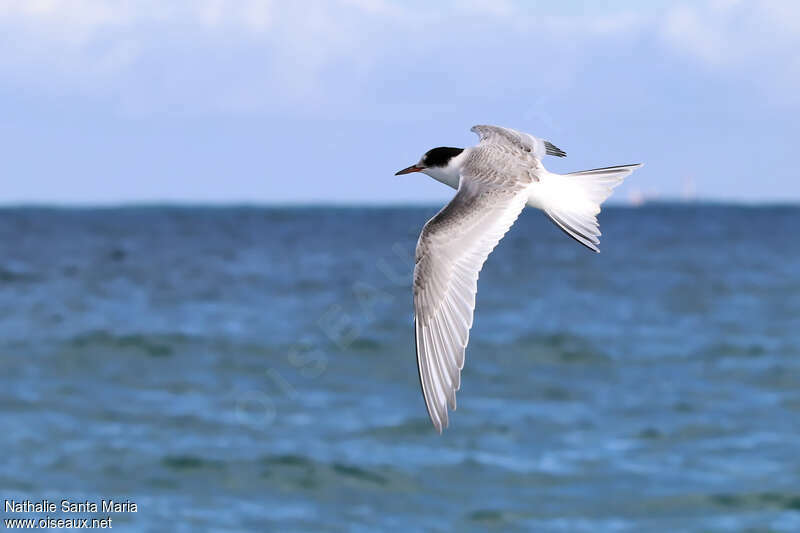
1,0,799,205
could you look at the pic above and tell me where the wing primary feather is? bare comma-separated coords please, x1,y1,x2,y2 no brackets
430,318,457,410
431,315,459,407
422,323,449,426
415,318,443,432
441,296,468,350
427,317,454,395
544,141,567,157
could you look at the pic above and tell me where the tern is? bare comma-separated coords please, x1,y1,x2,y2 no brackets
396,125,642,432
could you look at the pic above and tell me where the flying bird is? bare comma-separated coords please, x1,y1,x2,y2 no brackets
395,125,642,432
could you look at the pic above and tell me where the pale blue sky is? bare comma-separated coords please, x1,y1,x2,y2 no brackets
1,0,798,204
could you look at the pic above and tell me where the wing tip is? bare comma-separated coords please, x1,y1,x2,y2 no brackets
415,317,441,432
544,140,567,158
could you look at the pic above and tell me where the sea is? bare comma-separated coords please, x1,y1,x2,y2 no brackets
1,205,799,532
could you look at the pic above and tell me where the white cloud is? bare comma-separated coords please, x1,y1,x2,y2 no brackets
660,0,800,86
0,0,797,115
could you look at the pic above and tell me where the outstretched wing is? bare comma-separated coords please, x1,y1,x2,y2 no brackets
471,124,566,160
413,157,530,432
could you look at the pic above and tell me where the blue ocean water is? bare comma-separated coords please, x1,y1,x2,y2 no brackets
1,205,799,532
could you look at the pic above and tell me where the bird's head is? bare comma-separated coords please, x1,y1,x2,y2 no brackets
395,147,465,184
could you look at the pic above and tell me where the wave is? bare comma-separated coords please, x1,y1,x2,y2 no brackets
0,267,41,284
69,331,181,357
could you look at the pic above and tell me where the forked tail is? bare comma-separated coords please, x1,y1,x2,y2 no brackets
527,164,643,252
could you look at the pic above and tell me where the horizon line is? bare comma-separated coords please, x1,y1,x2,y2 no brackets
1,199,799,210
